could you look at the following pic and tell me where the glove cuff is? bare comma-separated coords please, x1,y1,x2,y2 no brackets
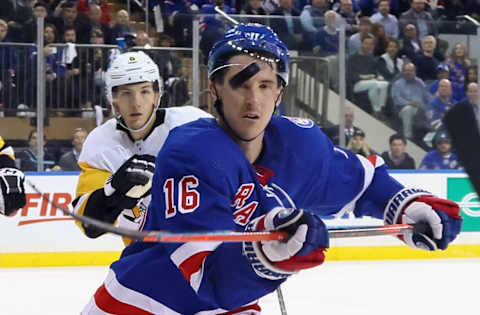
384,188,432,225
104,176,115,197
243,216,296,280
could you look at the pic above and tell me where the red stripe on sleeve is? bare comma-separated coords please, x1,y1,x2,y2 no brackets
220,302,262,314
94,284,154,315
178,251,211,282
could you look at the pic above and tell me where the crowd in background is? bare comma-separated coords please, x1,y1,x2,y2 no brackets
1,0,479,171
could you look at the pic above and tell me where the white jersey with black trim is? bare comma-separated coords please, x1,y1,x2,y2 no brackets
73,106,212,243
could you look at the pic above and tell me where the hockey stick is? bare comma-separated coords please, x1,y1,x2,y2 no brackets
214,6,239,25
26,179,414,242
443,102,480,197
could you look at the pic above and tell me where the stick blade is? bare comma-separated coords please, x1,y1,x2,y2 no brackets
443,102,480,196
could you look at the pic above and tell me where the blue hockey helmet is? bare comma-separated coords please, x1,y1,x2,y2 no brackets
208,23,290,86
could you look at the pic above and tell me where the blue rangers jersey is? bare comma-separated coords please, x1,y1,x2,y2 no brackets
419,150,461,170
83,116,405,315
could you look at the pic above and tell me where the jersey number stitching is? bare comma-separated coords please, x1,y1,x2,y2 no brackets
163,175,200,218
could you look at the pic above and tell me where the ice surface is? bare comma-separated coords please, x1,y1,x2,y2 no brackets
1,259,478,314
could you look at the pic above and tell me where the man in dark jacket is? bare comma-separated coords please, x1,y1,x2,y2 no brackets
381,133,416,169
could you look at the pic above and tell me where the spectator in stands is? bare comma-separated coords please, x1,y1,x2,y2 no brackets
399,0,438,40
270,0,303,50
77,0,111,26
398,23,420,61
86,3,113,45
0,19,18,115
240,0,268,24
347,36,389,115
428,64,465,104
51,1,90,44
348,16,372,56
419,132,460,169
425,78,453,130
370,0,399,38
358,0,380,16
391,62,431,139
377,38,403,82
0,0,34,41
371,22,388,57
346,128,375,157
456,83,479,124
156,33,182,80
381,134,416,169
164,0,198,47
313,10,339,90
300,0,330,48
200,0,233,60
22,1,50,43
313,10,339,57
81,28,109,117
335,0,359,36
55,128,88,171
465,65,478,92
324,106,363,145
111,9,135,43
17,130,57,171
446,42,471,85
414,35,439,83
60,27,82,113
389,0,411,17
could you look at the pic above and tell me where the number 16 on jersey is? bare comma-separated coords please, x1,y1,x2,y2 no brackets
163,176,200,218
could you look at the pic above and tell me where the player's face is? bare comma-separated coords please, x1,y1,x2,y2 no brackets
113,82,159,130
211,54,283,143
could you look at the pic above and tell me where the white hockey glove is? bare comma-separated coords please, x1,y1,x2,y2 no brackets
243,207,329,280
384,189,462,251
0,167,26,216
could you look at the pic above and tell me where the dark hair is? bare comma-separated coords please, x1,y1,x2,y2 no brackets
28,130,36,141
34,1,48,10
389,133,406,145
387,38,399,47
64,27,76,35
91,27,104,38
62,2,76,9
44,23,57,40
112,80,160,94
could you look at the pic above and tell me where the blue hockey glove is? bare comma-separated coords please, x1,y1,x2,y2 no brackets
243,207,329,280
385,189,462,251
0,167,26,216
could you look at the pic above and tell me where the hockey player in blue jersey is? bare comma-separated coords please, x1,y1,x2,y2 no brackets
82,23,462,314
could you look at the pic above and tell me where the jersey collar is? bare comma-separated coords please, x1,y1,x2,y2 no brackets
116,109,166,142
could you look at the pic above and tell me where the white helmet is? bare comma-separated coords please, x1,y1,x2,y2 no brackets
105,51,163,132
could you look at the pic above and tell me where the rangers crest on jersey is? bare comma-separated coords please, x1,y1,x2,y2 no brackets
283,116,315,128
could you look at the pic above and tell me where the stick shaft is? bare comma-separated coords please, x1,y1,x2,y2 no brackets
141,224,413,243
25,180,412,244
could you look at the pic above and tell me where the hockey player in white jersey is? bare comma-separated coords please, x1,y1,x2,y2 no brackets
73,51,211,242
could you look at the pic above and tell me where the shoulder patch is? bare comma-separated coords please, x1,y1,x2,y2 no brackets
282,116,315,128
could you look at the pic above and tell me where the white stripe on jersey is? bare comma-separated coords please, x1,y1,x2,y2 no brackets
334,154,376,218
170,241,222,268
